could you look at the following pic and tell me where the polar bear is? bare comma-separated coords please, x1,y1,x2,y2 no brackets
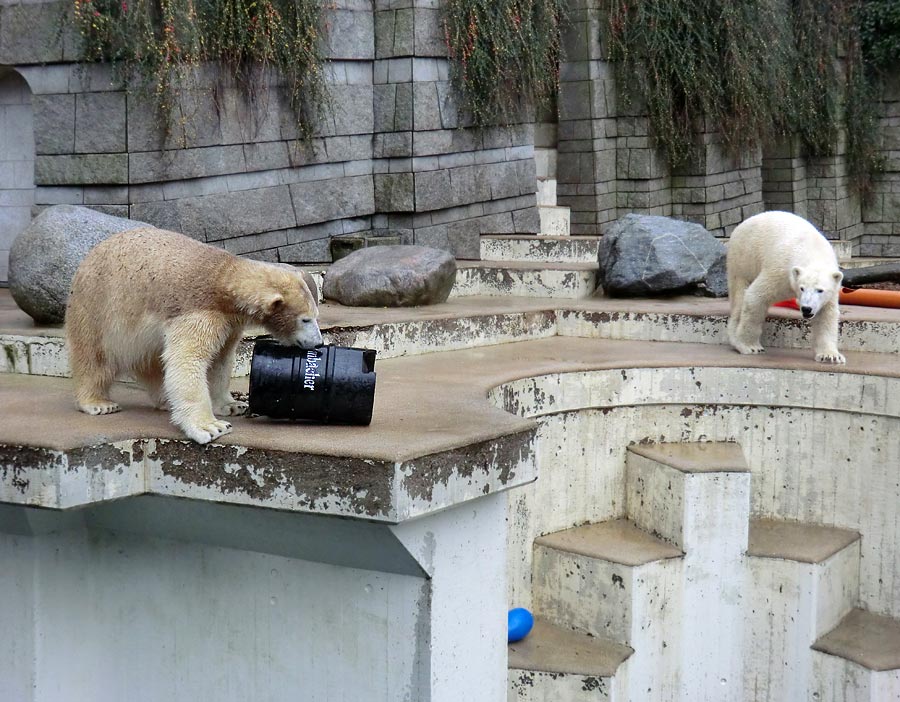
66,227,322,443
726,211,845,363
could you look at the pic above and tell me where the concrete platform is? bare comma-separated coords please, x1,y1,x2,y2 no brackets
748,518,861,564
508,619,632,676
534,518,682,567
814,609,900,672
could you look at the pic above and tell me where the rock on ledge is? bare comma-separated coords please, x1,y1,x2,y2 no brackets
598,213,727,297
9,205,146,324
323,245,457,307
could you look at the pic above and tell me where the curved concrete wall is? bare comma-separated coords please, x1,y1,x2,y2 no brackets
493,367,900,618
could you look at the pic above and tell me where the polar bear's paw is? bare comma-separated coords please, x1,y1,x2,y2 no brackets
184,419,233,444
216,400,249,417
816,350,846,364
734,342,765,355
80,400,121,415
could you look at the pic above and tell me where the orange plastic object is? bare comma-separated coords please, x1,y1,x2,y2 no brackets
838,287,900,309
773,288,900,310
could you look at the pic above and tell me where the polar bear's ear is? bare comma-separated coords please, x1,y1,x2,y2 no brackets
832,271,843,285
791,266,803,282
265,294,285,312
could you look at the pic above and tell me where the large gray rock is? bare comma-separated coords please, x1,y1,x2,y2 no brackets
598,214,727,297
9,205,145,324
323,245,457,307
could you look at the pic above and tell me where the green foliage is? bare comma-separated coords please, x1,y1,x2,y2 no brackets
604,0,892,197
73,0,328,139
442,0,565,126
859,0,900,70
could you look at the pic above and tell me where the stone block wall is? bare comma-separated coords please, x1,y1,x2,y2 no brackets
670,134,764,236
556,0,884,245
761,137,809,219
0,0,539,271
371,1,538,259
1,0,897,269
861,73,900,257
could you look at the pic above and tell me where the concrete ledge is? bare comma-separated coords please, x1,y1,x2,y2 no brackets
534,518,682,567
4,292,898,378
814,609,900,672
3,337,898,523
627,441,749,473
748,518,861,564
508,619,632,677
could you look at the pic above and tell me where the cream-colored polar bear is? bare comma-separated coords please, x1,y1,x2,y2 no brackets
66,227,322,444
726,211,845,363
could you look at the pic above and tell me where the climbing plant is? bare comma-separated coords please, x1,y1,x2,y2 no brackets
442,0,565,126
604,0,895,197
849,0,900,196
73,0,329,140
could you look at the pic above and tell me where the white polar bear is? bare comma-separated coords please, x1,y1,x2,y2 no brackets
726,210,845,363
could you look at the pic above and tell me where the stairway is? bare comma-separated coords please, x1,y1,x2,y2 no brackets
509,441,900,701
452,150,602,299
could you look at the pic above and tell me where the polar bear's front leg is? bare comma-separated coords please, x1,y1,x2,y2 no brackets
209,330,249,417
811,301,845,364
727,275,748,349
162,315,235,444
731,276,773,354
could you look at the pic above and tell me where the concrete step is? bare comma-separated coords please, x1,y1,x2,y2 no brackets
451,261,597,299
508,618,632,701
479,235,600,264
532,518,682,647
746,518,862,700
538,205,570,237
623,441,751,700
536,178,557,207
625,442,750,550
812,608,900,700
841,256,900,270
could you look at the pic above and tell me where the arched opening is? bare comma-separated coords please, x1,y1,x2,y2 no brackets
0,68,35,285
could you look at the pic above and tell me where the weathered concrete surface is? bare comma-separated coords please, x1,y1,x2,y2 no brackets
2,327,900,699
814,609,900,672
4,288,898,378
746,520,861,700
508,618,631,678
479,234,600,263
452,261,598,298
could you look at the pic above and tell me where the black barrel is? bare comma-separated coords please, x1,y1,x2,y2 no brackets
248,340,377,425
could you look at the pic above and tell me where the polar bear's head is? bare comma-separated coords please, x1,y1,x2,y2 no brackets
791,266,843,320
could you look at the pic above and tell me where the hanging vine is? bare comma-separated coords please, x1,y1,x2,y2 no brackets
605,0,898,197
73,0,329,140
442,0,566,126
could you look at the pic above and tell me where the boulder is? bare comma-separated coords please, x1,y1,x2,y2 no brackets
597,213,727,297
323,245,457,307
9,206,146,324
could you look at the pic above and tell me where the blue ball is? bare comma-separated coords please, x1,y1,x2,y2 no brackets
508,607,534,643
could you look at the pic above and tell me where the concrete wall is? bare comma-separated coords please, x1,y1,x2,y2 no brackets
0,68,34,282
0,491,510,702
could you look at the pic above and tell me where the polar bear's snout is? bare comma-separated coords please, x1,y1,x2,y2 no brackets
293,317,324,349
800,306,814,319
